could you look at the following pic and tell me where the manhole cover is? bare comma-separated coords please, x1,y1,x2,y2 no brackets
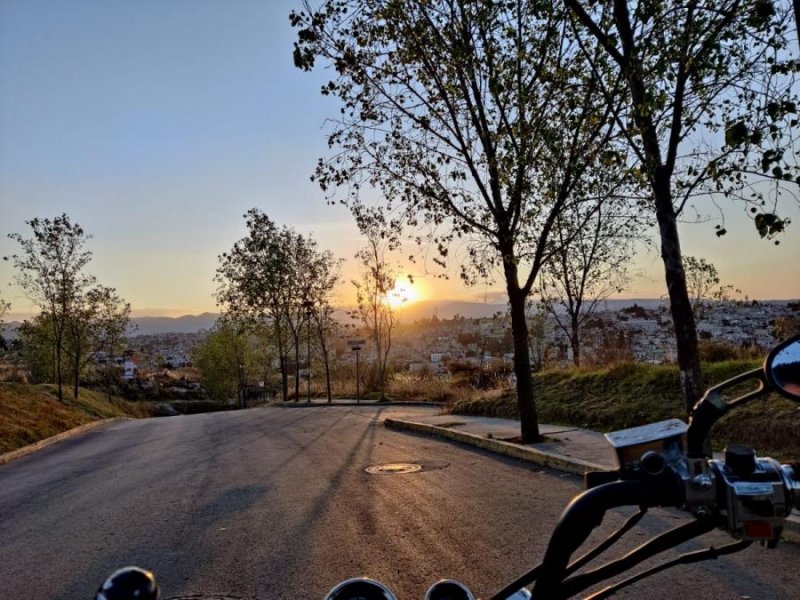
365,460,449,474
366,462,423,474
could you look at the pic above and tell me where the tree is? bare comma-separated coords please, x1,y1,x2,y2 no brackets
538,202,635,366
0,295,9,354
5,215,95,402
305,249,342,403
351,231,401,401
15,315,58,384
60,285,132,399
217,210,294,401
682,256,744,325
193,315,259,404
293,0,630,441
564,0,799,412
0,295,9,322
90,287,132,398
216,209,342,401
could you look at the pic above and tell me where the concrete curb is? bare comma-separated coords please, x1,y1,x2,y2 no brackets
0,417,128,465
268,401,445,408
384,418,609,475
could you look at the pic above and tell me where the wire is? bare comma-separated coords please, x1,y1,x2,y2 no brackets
582,539,751,599
487,510,647,600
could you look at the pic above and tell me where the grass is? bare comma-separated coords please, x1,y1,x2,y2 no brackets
445,361,800,462
0,383,158,454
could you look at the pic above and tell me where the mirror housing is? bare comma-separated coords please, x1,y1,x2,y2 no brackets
765,334,800,401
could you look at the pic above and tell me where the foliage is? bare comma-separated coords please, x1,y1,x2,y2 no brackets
193,317,251,403
5,214,95,402
293,0,633,442
15,315,59,384
771,314,800,341
450,359,800,460
698,339,765,362
215,209,341,401
563,0,799,412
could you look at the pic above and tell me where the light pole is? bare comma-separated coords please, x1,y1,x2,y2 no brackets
303,300,313,403
348,339,365,404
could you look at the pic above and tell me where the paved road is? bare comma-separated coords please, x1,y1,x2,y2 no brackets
2,406,800,599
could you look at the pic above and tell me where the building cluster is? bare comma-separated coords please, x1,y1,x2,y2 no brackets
111,300,797,380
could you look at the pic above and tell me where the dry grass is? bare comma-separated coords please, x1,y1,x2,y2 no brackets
0,383,158,454
449,361,800,462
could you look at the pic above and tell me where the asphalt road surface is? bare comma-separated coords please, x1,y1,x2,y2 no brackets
2,405,800,599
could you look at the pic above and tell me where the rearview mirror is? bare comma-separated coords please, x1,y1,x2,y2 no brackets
766,335,800,401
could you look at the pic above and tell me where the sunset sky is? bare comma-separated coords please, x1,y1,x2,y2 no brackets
1,0,798,320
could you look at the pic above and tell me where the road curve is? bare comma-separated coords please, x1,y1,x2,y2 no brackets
1,405,799,599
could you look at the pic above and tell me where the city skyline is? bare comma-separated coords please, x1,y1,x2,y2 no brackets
1,0,798,320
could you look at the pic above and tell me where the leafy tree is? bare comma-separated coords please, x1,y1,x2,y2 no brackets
293,0,629,441
351,230,402,400
193,315,258,404
15,315,58,384
64,286,130,399
217,210,294,400
89,287,132,397
5,215,95,402
216,209,342,401
564,0,799,412
538,202,635,366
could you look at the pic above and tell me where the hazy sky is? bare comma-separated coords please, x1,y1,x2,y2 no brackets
1,0,798,318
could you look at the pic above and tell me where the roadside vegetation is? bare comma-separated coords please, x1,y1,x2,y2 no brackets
0,383,158,454
447,360,800,462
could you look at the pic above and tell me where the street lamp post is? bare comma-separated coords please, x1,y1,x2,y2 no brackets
303,300,313,404
348,339,365,404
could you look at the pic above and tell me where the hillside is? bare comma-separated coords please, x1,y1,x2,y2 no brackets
0,384,158,454
450,361,800,462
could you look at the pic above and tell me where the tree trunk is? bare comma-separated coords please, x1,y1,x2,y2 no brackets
280,354,289,401
503,256,541,443
293,336,301,401
570,314,581,367
654,175,704,414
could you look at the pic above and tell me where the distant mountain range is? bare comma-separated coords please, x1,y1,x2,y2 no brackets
0,299,700,337
129,313,220,336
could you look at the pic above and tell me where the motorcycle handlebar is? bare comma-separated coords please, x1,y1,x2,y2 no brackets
531,473,684,598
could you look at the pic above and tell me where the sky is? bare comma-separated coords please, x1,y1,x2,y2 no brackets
1,0,798,319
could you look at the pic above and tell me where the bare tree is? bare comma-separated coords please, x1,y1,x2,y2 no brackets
538,203,635,366
352,231,401,401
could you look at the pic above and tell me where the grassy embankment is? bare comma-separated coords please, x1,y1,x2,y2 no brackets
0,383,159,454
448,360,800,462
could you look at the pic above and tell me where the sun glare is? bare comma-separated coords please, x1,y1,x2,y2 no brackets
387,281,423,309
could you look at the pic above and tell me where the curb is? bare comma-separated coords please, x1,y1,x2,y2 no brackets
268,401,445,408
0,417,128,465
384,418,609,476
384,418,800,540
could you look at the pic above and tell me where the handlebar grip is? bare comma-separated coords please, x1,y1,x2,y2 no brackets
95,567,159,600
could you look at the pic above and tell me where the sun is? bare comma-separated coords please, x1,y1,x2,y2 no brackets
386,281,423,308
